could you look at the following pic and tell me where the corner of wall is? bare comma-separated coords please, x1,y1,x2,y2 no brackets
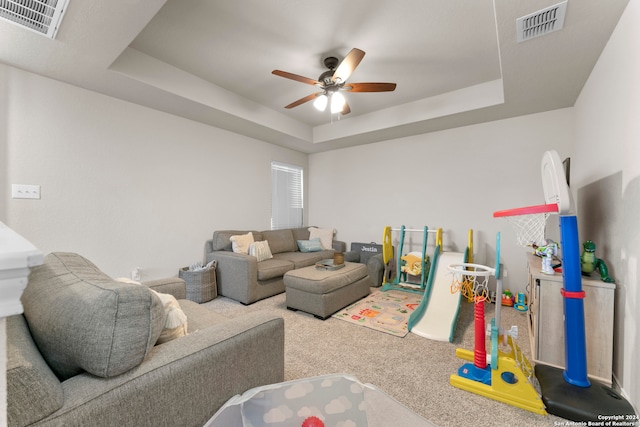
0,65,8,223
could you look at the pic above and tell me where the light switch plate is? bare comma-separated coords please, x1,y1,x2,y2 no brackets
12,184,41,199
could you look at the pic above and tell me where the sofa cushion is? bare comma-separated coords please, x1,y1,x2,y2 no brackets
256,259,295,281
273,251,332,269
21,252,166,380
178,299,229,332
261,229,297,254
291,227,311,242
7,315,64,427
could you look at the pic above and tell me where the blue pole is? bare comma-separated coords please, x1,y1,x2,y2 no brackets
559,215,590,387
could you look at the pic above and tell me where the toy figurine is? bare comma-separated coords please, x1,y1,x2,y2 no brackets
580,240,614,283
535,239,558,275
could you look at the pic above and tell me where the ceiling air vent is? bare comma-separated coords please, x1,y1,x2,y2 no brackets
0,0,69,39
517,1,567,43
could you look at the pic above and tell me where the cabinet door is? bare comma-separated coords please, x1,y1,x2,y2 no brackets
537,279,565,367
536,277,614,384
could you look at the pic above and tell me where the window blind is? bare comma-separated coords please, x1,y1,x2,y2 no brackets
271,161,303,230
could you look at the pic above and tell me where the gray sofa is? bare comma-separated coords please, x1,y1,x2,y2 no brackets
8,252,284,427
204,227,346,305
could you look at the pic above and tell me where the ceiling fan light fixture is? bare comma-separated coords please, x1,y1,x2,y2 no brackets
313,94,328,111
330,92,346,114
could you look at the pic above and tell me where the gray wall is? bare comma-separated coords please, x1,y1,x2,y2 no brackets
572,0,639,409
1,65,307,279
308,109,573,293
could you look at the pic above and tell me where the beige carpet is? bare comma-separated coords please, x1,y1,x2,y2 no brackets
202,289,567,426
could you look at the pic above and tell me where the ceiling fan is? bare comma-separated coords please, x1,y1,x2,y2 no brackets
272,48,397,115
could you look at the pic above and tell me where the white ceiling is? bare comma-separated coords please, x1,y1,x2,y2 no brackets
0,0,629,153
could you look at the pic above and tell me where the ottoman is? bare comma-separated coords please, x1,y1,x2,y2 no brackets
284,262,371,319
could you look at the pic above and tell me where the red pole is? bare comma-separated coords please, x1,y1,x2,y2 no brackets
474,296,487,369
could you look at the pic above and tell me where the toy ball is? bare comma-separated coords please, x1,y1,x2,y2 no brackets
302,416,325,427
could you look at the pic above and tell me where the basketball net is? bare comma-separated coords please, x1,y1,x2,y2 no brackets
493,204,558,248
449,263,492,303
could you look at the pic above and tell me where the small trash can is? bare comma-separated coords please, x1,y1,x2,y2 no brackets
179,261,217,303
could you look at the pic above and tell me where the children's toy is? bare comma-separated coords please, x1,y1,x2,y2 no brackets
400,252,428,279
514,292,527,312
535,239,558,275
381,225,437,293
449,233,547,414
500,289,514,307
494,150,635,421
580,240,614,283
204,374,435,427
302,416,324,427
408,230,472,342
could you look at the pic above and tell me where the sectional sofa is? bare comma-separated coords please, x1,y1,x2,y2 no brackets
8,252,284,427
204,227,346,304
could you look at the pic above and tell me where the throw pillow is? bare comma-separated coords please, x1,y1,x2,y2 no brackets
151,290,188,344
230,232,254,254
249,240,273,262
308,227,335,250
297,238,324,253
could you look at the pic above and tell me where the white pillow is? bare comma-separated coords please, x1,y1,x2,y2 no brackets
230,232,254,254
308,227,335,250
249,240,273,262
151,290,188,344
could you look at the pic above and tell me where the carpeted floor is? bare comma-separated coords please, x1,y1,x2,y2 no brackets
202,289,567,426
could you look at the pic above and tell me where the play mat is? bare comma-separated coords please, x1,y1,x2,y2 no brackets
331,290,421,337
204,374,435,427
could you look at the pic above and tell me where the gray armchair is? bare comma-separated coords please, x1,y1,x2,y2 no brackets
344,242,389,287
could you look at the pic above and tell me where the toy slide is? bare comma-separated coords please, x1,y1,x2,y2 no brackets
408,250,465,342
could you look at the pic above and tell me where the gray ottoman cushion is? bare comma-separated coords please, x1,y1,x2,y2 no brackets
284,263,370,319
284,262,368,294
22,252,165,380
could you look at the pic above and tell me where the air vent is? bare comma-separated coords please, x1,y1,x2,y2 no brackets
0,0,69,39
516,1,567,43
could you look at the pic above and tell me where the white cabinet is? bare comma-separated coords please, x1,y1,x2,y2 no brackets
527,253,615,385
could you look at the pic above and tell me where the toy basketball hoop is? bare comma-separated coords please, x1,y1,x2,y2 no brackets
493,203,558,247
449,262,495,302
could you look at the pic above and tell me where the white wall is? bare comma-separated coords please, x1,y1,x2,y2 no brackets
573,0,639,409
308,109,574,293
2,65,307,279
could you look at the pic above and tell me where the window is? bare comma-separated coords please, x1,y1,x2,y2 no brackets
271,161,303,230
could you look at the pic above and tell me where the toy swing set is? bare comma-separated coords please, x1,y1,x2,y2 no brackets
450,150,634,421
380,225,472,342
381,225,441,294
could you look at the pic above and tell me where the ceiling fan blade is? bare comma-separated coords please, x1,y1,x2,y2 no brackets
344,82,397,92
341,100,351,115
332,48,365,83
284,93,321,109
272,70,320,86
